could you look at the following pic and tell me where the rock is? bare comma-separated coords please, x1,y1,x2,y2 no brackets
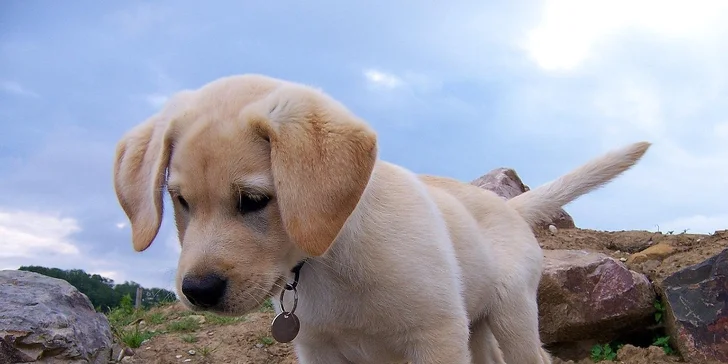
0,270,114,363
627,242,676,264
471,167,576,229
658,248,728,363
538,250,656,344
549,225,558,234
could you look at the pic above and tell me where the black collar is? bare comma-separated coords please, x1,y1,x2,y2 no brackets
285,259,306,291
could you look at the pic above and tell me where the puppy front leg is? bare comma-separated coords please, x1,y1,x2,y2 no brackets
294,342,352,364
469,317,506,364
407,322,472,364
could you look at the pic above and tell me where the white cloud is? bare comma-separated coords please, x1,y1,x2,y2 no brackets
524,0,728,71
364,69,404,89
0,209,81,258
1,81,39,98
115,222,127,229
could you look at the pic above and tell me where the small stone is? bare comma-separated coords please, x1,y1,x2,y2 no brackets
145,347,151,350
627,242,675,264
256,343,264,348
184,359,192,362
548,225,558,234
188,350,196,355
620,257,627,262
176,354,183,359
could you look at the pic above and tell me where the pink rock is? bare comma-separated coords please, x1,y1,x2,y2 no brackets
470,168,575,229
538,250,656,344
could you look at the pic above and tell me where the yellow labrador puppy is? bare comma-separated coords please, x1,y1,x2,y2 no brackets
113,74,650,364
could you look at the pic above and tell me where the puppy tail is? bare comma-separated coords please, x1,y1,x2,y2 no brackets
507,141,651,229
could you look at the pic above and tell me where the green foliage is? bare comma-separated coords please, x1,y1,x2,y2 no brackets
654,299,666,323
146,312,166,325
17,265,177,312
116,325,156,349
167,317,201,332
590,343,621,362
652,336,675,355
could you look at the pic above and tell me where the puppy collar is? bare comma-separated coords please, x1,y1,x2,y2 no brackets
270,259,307,343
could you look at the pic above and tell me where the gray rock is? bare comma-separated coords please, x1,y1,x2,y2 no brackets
0,270,114,363
659,247,728,363
471,167,575,229
538,250,656,344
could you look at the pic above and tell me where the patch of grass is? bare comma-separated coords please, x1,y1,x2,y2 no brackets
181,334,198,343
145,312,166,325
194,342,222,358
590,343,621,362
116,326,156,349
259,298,274,312
258,335,275,346
107,294,145,328
166,316,201,333
204,312,244,325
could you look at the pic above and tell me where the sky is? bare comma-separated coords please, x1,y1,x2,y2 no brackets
1,0,727,291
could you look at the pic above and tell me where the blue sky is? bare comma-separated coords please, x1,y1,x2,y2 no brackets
2,0,727,290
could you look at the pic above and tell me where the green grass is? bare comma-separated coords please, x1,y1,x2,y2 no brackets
181,334,198,343
258,335,275,346
166,316,201,332
259,298,274,312
145,312,166,325
204,312,244,325
118,326,156,348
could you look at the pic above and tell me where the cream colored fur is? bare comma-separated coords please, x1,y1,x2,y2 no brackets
113,74,651,364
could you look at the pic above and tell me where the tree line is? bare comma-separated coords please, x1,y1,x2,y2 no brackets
19,265,178,312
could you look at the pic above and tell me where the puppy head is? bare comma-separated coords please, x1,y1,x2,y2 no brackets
113,74,377,315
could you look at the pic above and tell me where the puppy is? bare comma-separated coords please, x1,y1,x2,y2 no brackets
113,74,650,364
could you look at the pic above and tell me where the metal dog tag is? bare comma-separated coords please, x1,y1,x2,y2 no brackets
271,312,300,343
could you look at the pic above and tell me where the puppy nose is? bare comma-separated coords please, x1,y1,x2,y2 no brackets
181,275,227,308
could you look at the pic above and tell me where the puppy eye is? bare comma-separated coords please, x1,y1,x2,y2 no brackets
177,196,189,210
237,194,270,214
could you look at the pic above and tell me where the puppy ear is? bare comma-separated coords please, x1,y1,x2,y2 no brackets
113,92,193,252
247,85,378,256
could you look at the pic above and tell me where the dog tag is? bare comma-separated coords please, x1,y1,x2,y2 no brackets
271,312,300,343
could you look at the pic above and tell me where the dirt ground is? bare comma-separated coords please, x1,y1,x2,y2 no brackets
120,228,728,364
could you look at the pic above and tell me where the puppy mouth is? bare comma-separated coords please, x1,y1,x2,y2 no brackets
186,274,287,316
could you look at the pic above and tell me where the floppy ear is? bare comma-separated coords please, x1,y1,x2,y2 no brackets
246,85,378,257
113,93,193,252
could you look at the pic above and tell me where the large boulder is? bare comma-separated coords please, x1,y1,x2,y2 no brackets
0,270,114,363
538,250,656,344
471,167,575,229
658,248,728,363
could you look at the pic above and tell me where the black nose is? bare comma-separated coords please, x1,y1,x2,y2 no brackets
181,275,227,308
